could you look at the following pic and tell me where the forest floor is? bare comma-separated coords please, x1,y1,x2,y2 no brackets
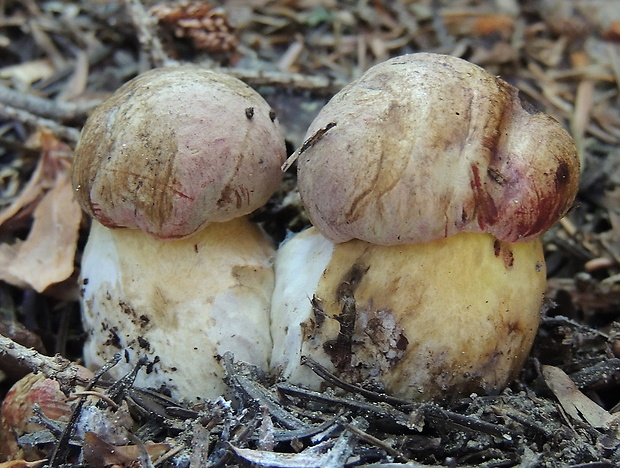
0,0,620,467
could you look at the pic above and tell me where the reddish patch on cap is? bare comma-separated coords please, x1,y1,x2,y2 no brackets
470,164,499,231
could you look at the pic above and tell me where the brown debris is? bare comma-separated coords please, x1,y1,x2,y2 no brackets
0,130,81,295
151,2,238,54
82,431,170,468
542,364,615,428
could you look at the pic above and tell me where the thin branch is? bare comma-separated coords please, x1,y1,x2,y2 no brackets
123,0,173,69
301,356,412,407
0,84,100,122
0,334,91,390
0,103,81,143
282,122,337,172
49,353,121,466
221,68,346,96
337,417,409,462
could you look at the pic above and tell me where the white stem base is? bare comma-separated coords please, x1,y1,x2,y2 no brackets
80,217,275,402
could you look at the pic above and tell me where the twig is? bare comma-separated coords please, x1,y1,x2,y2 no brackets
153,444,184,467
71,390,120,410
224,353,311,431
322,416,367,467
31,404,68,436
541,315,611,340
49,353,122,466
267,418,340,443
299,358,513,439
0,103,81,143
282,122,337,172
221,68,347,96
338,417,409,462
0,84,100,121
301,356,413,407
105,355,149,404
276,384,414,430
0,334,90,391
123,0,173,70
568,358,620,389
34,46,114,93
233,373,312,430
423,405,511,439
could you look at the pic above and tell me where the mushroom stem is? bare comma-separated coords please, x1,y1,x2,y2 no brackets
81,216,275,401
270,227,545,401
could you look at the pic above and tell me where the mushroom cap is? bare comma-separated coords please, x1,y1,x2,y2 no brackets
72,66,286,239
297,53,580,245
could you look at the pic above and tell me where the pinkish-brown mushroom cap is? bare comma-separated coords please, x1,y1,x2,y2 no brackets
297,53,580,245
72,66,286,239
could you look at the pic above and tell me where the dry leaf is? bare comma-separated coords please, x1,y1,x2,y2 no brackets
0,243,29,290
0,130,82,293
4,173,82,292
82,432,170,468
0,460,47,468
0,130,72,229
447,12,514,38
0,59,54,89
57,52,89,101
0,373,75,461
230,443,334,468
542,365,615,428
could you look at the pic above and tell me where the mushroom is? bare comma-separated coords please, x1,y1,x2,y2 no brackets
72,66,286,401
270,53,579,401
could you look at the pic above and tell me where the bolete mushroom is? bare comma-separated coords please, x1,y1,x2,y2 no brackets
72,66,286,401
270,53,579,401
